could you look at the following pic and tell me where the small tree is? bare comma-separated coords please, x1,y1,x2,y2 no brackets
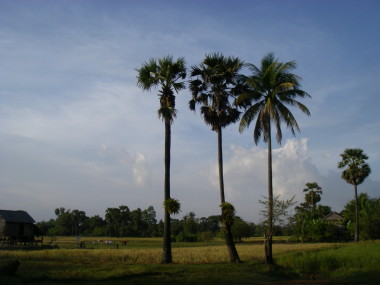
338,148,371,242
259,195,296,236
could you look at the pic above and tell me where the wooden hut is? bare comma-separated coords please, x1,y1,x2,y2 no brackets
0,210,42,244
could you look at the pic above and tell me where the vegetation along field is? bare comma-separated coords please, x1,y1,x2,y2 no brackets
1,237,379,284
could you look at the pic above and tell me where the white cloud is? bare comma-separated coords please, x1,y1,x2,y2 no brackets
202,139,379,222
133,152,150,187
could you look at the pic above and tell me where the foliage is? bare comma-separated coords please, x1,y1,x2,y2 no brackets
173,232,198,242
189,53,244,131
259,194,296,228
37,205,159,238
136,56,186,123
291,182,346,242
231,217,254,242
303,182,322,209
237,52,311,145
343,193,380,240
338,148,371,186
220,202,236,227
163,198,181,215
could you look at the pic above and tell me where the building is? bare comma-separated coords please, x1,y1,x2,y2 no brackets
323,212,344,228
0,210,42,244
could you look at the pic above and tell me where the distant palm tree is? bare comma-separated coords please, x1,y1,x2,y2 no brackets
189,53,244,263
338,148,371,242
238,52,310,264
136,56,186,263
303,182,323,210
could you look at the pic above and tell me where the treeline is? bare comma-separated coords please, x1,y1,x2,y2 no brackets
36,191,380,242
36,205,266,242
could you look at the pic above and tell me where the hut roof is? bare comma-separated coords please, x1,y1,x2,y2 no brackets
0,210,35,224
323,211,343,221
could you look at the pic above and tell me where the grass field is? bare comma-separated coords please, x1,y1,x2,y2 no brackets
1,237,379,284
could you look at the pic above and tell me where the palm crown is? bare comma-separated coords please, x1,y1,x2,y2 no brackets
338,148,371,186
238,52,311,143
303,182,323,208
189,53,244,131
136,56,186,123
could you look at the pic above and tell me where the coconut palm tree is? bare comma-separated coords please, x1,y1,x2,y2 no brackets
338,148,371,242
237,52,310,264
189,53,244,263
136,56,186,263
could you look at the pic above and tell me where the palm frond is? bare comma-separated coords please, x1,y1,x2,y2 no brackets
239,102,263,133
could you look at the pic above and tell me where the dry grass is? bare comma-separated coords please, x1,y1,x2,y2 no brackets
0,239,343,265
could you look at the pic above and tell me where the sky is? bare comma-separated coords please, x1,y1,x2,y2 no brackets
1,0,379,223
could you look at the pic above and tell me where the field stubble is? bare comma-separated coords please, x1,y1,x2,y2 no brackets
0,238,379,284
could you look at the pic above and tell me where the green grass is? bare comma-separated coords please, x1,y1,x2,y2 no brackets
1,238,379,284
276,240,380,282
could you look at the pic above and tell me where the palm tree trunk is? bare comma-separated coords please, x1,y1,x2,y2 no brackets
354,184,359,242
265,126,274,264
217,126,241,263
161,119,172,263
218,126,225,204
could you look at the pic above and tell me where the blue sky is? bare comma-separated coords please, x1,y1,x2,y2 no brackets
1,0,379,223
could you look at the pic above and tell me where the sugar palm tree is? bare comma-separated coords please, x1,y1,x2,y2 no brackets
136,56,186,263
238,52,310,264
189,53,244,263
303,182,323,210
338,148,371,242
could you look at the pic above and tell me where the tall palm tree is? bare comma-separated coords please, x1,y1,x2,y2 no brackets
189,53,244,263
136,56,186,263
303,182,323,210
338,148,371,242
238,52,310,264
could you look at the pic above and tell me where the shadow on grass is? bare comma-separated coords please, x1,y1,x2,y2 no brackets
1,261,378,285
1,262,296,285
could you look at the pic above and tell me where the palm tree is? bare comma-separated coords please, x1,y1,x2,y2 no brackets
238,52,310,264
189,53,244,263
136,56,186,263
303,182,323,210
338,148,371,242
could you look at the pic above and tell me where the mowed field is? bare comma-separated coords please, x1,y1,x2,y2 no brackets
1,237,379,284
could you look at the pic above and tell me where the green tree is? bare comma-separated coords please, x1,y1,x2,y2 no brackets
142,206,157,237
105,207,121,237
343,193,380,240
53,208,73,236
338,148,371,242
303,182,323,210
231,217,254,242
238,52,310,264
136,56,186,263
189,53,244,263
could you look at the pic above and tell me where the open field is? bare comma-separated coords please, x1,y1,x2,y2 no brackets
1,237,379,284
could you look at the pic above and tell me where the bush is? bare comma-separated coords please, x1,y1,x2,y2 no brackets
197,231,214,242
174,232,198,242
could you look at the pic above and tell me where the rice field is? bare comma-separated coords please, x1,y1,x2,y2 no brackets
1,237,379,284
